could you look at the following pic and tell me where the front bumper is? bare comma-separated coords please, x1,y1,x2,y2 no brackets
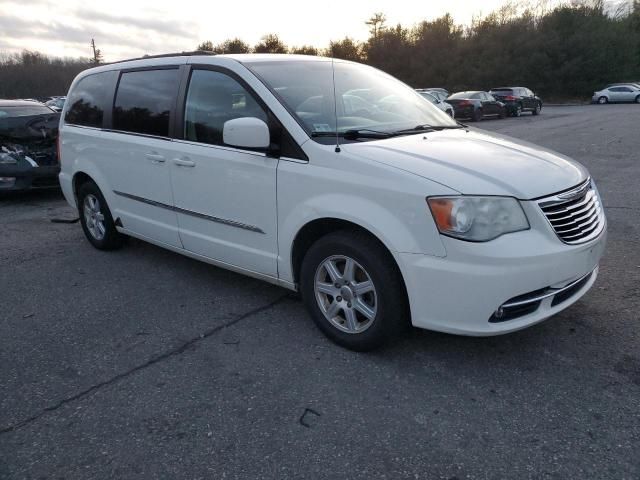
397,202,607,335
0,164,60,191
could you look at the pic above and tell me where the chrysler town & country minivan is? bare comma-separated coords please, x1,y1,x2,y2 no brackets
59,54,606,350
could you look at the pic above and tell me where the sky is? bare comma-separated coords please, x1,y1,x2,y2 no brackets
0,0,630,62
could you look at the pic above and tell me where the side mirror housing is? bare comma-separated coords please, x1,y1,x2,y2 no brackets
223,117,270,149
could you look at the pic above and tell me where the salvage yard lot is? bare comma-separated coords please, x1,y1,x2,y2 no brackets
1,105,639,479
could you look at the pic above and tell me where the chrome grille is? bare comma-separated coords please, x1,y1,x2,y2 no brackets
538,179,605,244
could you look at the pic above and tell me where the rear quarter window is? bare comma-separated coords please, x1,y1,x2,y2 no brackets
65,71,116,128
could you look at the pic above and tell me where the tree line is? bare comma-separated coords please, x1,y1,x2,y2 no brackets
1,0,638,100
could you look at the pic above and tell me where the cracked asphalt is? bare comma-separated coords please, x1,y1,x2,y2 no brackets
1,105,639,479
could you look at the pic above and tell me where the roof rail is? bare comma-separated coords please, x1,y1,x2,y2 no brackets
107,51,215,65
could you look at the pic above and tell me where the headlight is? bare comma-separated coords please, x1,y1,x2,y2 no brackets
427,196,529,241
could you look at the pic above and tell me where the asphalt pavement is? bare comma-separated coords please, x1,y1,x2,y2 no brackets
1,105,639,479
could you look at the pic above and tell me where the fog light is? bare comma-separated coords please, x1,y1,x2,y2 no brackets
0,176,16,188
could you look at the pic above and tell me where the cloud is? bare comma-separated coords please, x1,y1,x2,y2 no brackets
0,0,198,60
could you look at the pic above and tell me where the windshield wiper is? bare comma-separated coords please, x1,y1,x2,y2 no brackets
311,129,395,140
394,124,465,134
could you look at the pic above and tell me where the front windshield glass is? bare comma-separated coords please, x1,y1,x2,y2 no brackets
248,60,457,139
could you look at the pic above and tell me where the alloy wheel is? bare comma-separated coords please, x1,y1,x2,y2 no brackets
83,194,106,241
314,255,378,334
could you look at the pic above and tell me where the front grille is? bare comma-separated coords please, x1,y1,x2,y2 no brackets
538,180,604,245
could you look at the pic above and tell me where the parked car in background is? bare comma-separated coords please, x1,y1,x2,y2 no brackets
45,96,66,112
0,100,60,191
592,84,640,104
417,90,454,117
416,87,449,98
489,87,542,116
446,91,506,121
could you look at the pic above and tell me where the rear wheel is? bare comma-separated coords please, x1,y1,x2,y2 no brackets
300,230,408,351
513,104,523,117
598,96,608,104
635,95,640,104
471,108,483,122
78,181,124,250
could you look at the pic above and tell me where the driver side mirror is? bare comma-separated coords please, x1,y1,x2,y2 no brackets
223,117,270,149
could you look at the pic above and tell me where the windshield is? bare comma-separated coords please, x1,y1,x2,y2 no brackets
247,60,457,140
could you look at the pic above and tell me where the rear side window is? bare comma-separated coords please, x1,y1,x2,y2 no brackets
113,69,179,137
65,72,113,127
184,69,268,147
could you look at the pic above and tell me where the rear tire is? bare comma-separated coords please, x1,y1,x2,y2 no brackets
513,104,523,117
78,181,124,250
471,108,483,122
635,95,640,104
300,230,409,351
598,96,608,104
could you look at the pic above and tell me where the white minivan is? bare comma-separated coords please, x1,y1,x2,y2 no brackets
59,53,606,350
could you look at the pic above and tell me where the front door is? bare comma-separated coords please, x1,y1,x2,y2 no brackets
168,68,279,276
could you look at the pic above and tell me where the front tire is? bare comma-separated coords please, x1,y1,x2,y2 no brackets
78,181,124,250
300,230,408,351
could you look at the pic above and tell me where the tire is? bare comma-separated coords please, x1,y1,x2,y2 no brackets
532,102,541,115
299,230,409,351
499,108,506,119
635,95,640,104
598,96,608,104
513,104,523,117
471,108,483,122
78,180,124,250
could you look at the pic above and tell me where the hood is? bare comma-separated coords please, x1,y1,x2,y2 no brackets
0,113,59,167
342,127,588,199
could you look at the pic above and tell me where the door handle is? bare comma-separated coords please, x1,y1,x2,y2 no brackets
173,158,196,168
145,152,166,164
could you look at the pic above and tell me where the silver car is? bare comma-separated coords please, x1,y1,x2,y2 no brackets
592,84,640,104
417,90,454,117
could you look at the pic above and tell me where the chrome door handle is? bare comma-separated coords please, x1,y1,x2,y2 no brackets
145,152,166,164
173,158,196,167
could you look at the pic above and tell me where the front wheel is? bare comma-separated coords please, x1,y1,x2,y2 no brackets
78,181,124,250
300,230,408,351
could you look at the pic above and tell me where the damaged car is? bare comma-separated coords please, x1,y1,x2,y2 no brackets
0,100,60,191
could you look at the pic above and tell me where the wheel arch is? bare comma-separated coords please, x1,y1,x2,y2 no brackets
290,217,401,289
72,171,95,206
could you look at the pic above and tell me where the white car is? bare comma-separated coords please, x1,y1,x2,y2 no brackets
592,84,640,104
416,90,454,117
59,54,607,350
